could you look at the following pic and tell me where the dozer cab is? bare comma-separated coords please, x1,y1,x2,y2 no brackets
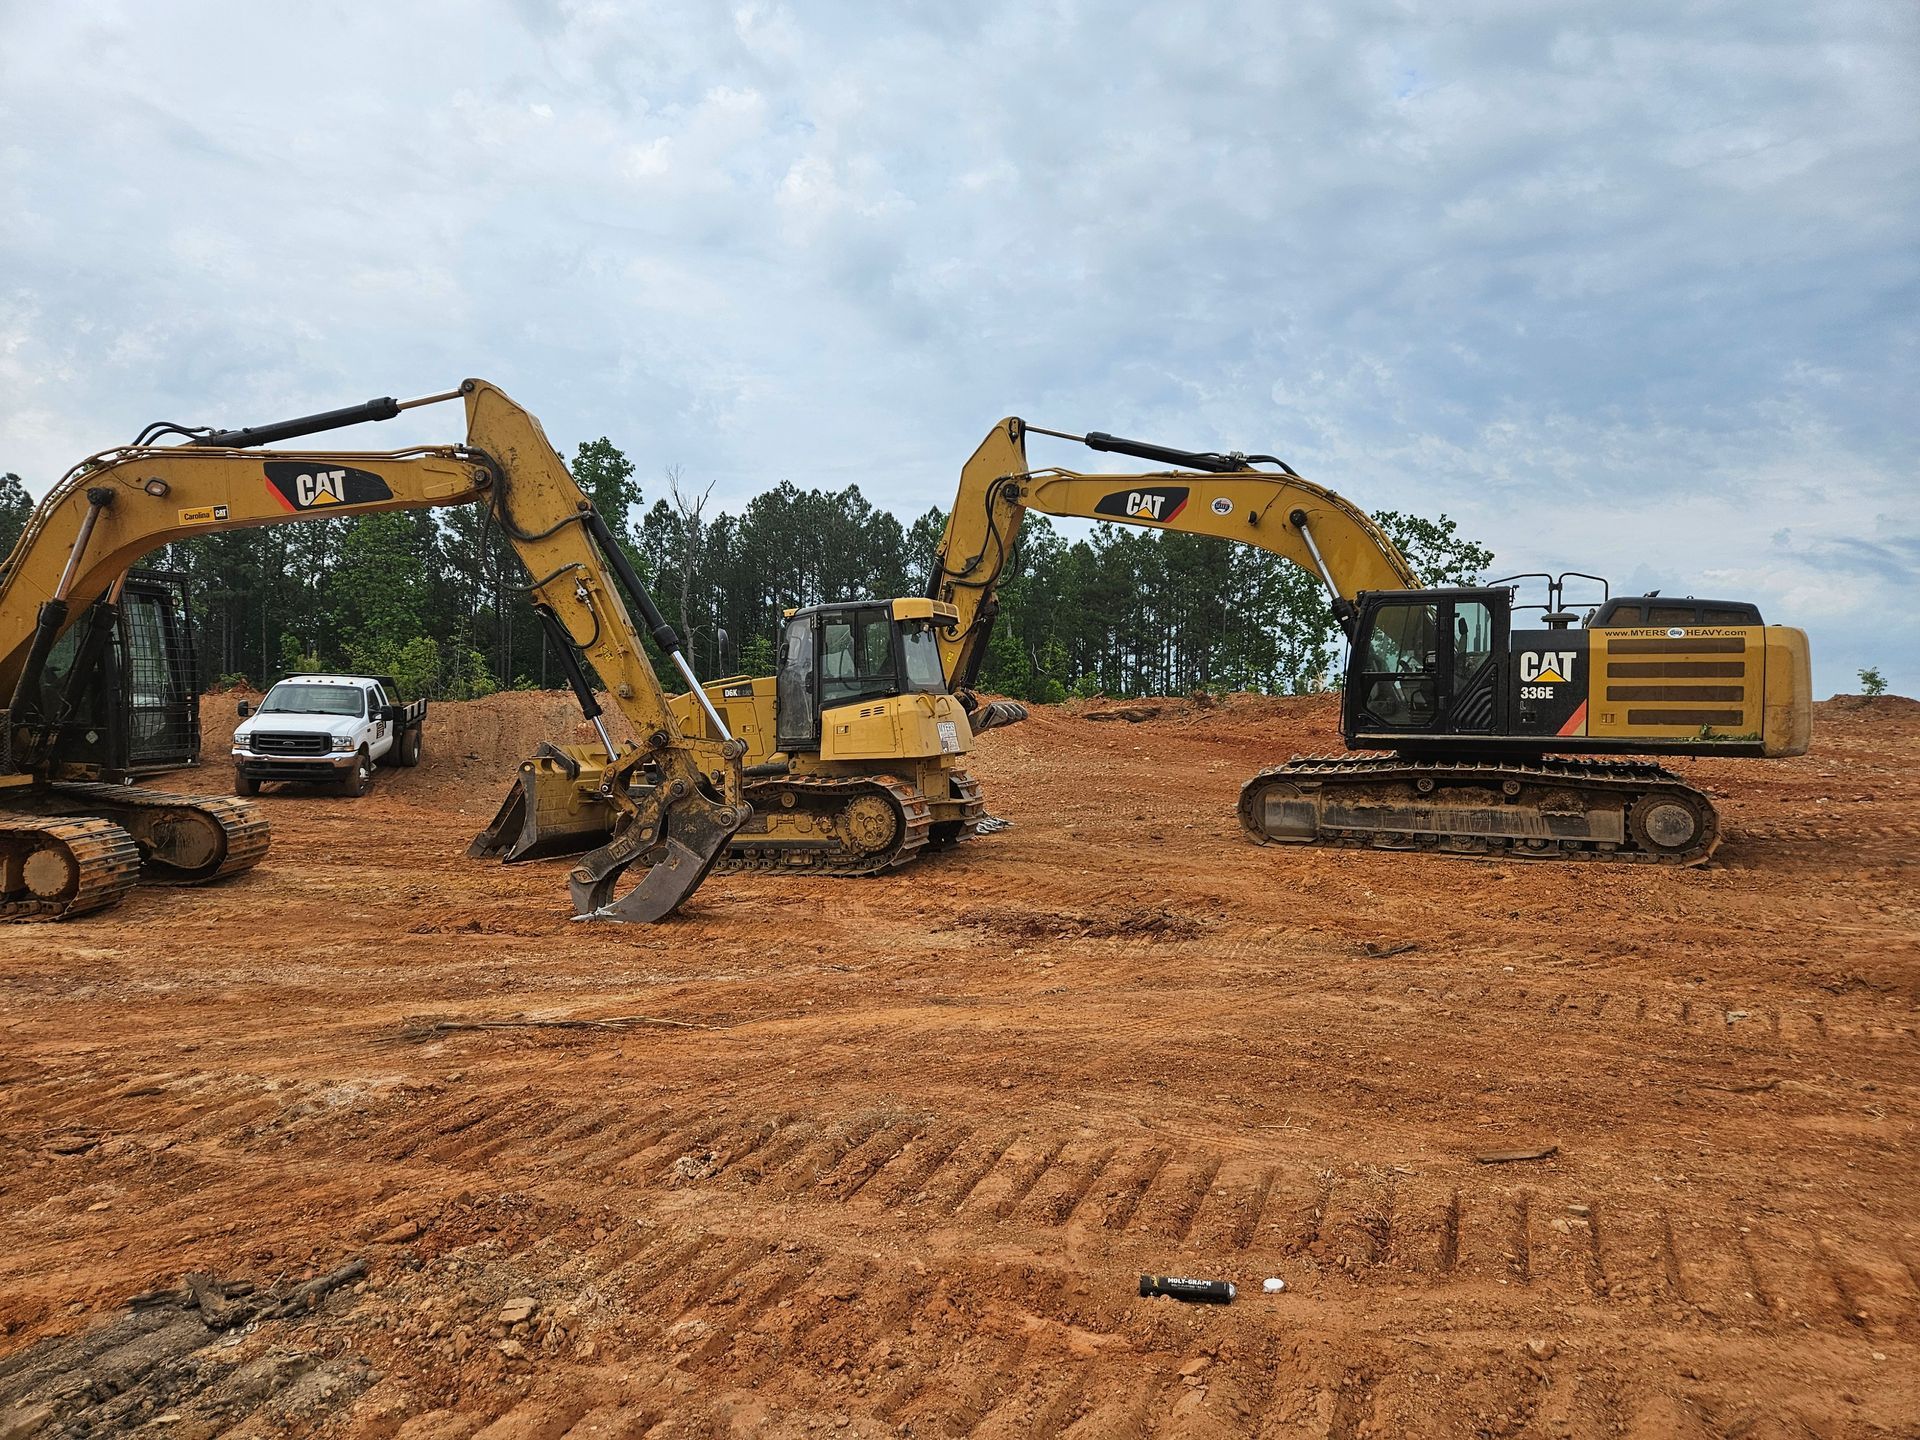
473,596,995,874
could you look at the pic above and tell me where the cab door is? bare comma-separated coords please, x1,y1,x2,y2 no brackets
1447,598,1501,733
1345,591,1508,739
366,685,390,751
775,614,821,752
1348,599,1443,732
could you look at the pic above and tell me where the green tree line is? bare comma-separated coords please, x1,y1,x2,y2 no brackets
0,449,1489,702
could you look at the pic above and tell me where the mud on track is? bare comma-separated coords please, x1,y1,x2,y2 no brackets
2,692,1916,1437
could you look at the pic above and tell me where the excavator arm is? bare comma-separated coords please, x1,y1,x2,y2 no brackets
0,379,746,922
926,418,1419,693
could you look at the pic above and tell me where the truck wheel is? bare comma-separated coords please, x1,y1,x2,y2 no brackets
235,772,260,797
392,726,422,768
339,750,373,798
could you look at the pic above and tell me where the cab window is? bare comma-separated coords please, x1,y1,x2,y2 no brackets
776,615,818,747
1364,602,1436,677
1359,601,1438,727
1453,600,1493,687
900,621,947,694
819,609,898,708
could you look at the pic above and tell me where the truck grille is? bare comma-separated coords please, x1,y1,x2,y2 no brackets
251,731,329,756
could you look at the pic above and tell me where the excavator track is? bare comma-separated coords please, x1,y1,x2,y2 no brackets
37,783,271,884
0,815,144,921
717,774,932,876
1239,754,1721,865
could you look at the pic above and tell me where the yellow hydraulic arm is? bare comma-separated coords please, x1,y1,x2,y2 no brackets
0,379,746,922
925,418,1419,693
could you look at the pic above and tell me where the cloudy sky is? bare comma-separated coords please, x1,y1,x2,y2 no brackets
2,0,1914,692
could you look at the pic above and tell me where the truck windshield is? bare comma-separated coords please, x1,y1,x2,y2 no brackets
260,684,364,717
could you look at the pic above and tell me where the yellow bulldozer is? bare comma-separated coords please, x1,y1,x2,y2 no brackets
472,594,1008,874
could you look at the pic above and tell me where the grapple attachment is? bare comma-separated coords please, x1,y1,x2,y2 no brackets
470,741,747,923
568,787,747,923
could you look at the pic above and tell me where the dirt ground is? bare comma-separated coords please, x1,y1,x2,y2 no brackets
3,689,1917,1438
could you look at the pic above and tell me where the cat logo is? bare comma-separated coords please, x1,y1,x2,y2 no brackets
299,470,346,506
1093,485,1189,523
177,503,230,525
1520,651,1576,684
262,461,395,512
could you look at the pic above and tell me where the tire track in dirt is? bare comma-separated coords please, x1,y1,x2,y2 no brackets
5,693,1919,1434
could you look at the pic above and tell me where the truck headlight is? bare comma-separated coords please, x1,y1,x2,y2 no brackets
331,734,355,752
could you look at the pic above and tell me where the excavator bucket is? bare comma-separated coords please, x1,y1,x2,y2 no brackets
468,745,618,863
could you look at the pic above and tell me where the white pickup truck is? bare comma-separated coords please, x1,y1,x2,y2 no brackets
231,673,426,797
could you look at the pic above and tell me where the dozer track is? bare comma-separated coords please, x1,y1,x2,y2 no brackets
718,774,932,875
1239,755,1721,865
35,783,271,884
1,815,144,920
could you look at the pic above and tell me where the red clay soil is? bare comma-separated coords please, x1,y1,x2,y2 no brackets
1,691,1916,1437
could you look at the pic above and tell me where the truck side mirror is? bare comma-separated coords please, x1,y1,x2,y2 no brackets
236,700,251,718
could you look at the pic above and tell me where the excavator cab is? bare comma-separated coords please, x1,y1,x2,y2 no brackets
12,570,202,781
1343,588,1511,744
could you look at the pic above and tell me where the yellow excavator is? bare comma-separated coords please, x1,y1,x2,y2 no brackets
0,379,747,922
924,420,1813,864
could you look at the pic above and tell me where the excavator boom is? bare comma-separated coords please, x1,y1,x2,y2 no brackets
1,379,746,921
927,418,1418,693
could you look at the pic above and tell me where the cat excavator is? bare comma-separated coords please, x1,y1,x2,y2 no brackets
924,419,1813,864
0,379,747,922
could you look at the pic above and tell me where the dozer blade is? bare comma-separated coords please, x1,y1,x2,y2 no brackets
468,745,618,863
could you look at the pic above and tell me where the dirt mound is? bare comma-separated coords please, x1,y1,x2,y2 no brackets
420,689,621,768
1818,692,1920,728
1065,689,1341,726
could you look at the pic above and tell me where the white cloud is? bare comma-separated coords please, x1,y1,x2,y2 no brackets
0,0,1913,692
